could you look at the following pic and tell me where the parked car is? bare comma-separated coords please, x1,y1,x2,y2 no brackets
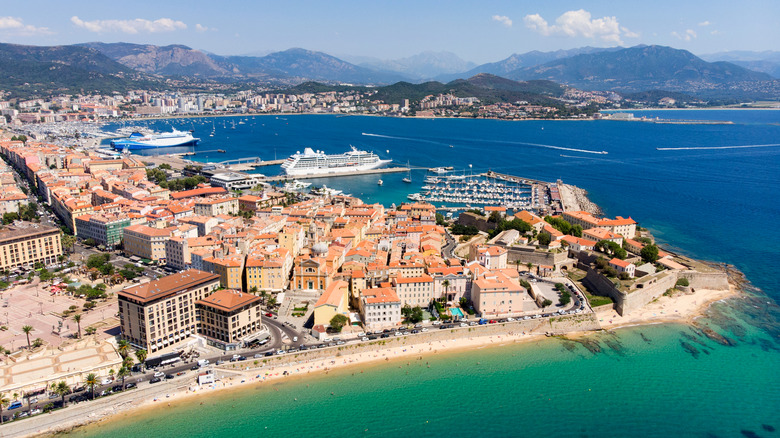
124,383,137,389
153,371,165,378
165,374,175,380
101,377,113,385
149,377,162,384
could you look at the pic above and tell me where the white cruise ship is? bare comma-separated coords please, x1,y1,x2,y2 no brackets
281,146,391,176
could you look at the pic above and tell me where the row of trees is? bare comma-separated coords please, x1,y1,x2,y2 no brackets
544,216,583,237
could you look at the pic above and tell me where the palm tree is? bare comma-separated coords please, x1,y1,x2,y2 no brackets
54,381,70,407
441,279,450,302
85,373,98,400
527,262,533,273
135,349,147,372
117,366,130,388
122,356,134,370
73,314,81,339
0,393,8,424
22,325,33,350
117,339,129,358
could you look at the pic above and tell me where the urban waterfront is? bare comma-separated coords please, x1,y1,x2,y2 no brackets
75,109,780,437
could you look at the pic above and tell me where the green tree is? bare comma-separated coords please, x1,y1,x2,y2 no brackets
117,339,129,358
117,366,130,388
542,299,553,307
329,314,348,332
559,290,572,306
0,393,8,425
54,381,71,408
538,232,552,246
640,244,659,263
135,349,147,371
441,279,450,300
22,325,33,349
85,373,98,400
61,234,76,253
73,313,82,338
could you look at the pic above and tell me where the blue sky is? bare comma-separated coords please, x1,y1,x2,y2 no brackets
0,1,777,63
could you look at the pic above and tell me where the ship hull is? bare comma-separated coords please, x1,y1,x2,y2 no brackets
282,159,391,176
111,138,200,150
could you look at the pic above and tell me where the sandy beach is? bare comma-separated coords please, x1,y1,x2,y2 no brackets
1,283,739,438
597,286,739,330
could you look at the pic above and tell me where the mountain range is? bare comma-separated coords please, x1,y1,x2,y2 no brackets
0,41,777,102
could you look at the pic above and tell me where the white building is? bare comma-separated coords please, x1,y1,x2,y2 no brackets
359,287,402,331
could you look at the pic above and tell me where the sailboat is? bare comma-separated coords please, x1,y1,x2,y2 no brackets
402,161,412,183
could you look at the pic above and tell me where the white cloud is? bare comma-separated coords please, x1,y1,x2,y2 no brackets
0,16,52,35
698,21,711,26
672,29,697,41
71,16,187,34
195,23,215,32
523,9,635,44
491,15,513,28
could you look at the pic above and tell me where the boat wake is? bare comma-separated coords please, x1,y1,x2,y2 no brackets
657,143,780,151
361,132,451,146
362,132,607,154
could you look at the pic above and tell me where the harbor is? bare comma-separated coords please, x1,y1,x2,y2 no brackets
406,169,562,215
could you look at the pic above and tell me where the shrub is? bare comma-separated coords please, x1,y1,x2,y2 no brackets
676,278,690,287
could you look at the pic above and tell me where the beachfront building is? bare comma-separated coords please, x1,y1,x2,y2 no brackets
582,227,623,246
429,266,471,302
471,271,537,317
359,287,402,331
195,289,263,350
74,212,131,248
0,222,62,271
313,280,350,327
393,275,434,307
117,269,220,352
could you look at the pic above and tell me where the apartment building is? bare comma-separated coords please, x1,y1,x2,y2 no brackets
123,224,173,261
359,287,401,331
194,197,238,216
117,270,220,352
196,289,263,351
0,222,62,271
74,213,130,248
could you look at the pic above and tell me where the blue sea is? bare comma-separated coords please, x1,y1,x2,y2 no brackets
87,110,780,437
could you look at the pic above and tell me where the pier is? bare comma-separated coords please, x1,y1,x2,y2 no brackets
264,166,409,181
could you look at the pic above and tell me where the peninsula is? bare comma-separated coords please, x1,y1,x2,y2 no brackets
0,131,740,437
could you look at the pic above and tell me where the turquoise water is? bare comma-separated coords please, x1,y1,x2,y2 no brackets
89,111,780,437
451,307,464,318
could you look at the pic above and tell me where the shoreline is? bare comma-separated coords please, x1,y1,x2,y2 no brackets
9,285,741,438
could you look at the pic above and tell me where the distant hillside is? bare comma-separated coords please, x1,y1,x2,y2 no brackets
701,50,780,79
507,45,774,95
79,42,233,77
434,47,618,82
223,48,406,84
0,43,158,98
282,74,566,106
355,51,477,81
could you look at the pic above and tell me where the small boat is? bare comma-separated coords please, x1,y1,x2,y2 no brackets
377,179,383,186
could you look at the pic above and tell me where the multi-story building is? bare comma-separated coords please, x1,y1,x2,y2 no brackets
359,287,401,331
313,280,349,327
117,269,220,352
74,213,130,248
194,197,238,216
123,224,173,262
196,289,263,351
0,222,62,271
393,275,434,307
472,272,536,317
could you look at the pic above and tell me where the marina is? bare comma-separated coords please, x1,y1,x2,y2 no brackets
406,170,560,214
